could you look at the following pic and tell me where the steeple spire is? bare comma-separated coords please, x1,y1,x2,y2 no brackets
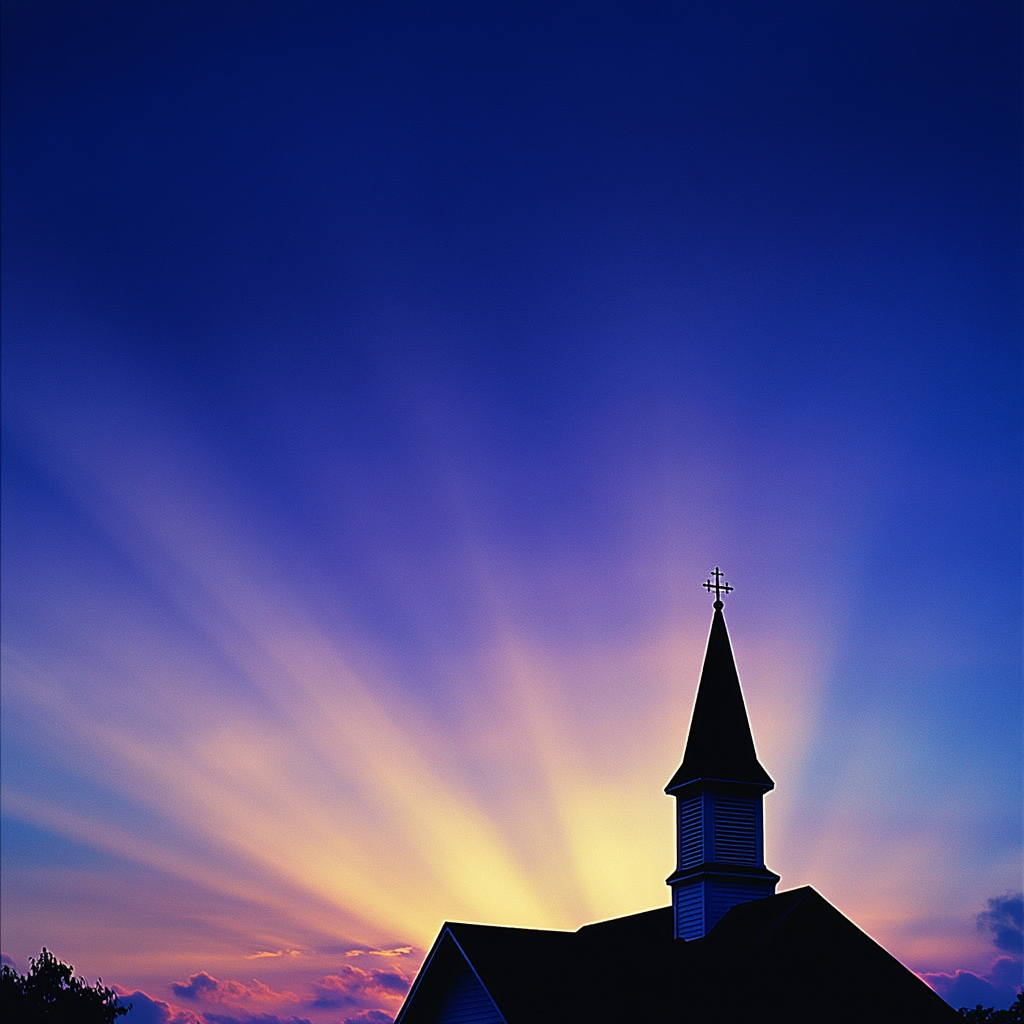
666,599,773,791
665,570,778,940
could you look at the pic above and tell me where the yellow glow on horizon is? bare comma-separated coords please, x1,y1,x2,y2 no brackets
2,539,835,969
5,592,826,963
7,383,974,984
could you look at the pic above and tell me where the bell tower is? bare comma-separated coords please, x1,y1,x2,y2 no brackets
665,568,779,940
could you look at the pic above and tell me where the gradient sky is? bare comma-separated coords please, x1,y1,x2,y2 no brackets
2,2,1021,1021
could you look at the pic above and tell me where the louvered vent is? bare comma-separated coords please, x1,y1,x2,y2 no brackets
674,882,705,941
677,795,703,868
713,797,757,863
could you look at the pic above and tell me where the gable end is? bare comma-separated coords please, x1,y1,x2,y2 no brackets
396,929,505,1024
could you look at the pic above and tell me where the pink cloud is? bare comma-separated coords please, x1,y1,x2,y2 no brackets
309,964,410,1011
922,956,1022,1011
200,1015,313,1024
114,987,203,1024
343,947,413,958
153,964,408,1022
169,972,299,1006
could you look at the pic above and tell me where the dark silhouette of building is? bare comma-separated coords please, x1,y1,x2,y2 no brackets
395,580,958,1023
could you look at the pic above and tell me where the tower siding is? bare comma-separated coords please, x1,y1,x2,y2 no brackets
709,882,774,930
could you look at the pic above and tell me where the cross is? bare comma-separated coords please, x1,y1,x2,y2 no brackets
703,566,733,609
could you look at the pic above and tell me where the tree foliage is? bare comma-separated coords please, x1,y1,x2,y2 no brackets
0,947,130,1023
959,990,1023,1023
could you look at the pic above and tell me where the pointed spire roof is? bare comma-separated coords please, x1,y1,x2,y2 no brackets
666,604,773,792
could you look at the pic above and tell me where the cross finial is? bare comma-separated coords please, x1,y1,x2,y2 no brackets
703,566,733,610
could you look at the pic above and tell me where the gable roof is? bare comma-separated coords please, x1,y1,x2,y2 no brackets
666,606,774,792
395,922,576,1024
394,927,507,1024
396,888,959,1024
699,887,959,1022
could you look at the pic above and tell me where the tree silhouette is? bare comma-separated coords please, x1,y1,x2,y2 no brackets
0,947,130,1022
959,990,1023,1022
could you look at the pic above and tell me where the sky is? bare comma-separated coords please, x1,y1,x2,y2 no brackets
1,1,1021,1021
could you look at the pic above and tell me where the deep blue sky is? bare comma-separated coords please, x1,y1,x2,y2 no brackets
2,2,1021,1020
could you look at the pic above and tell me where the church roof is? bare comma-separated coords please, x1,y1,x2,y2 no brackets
396,887,959,1023
665,605,774,792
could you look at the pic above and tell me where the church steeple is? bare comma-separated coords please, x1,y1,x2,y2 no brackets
665,569,779,940
666,602,773,791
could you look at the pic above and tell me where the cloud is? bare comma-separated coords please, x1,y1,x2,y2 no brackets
171,973,221,1001
309,965,410,1010
923,957,1022,1011
117,988,202,1024
201,1015,312,1024
978,894,1024,957
923,893,1024,1011
344,948,413,958
1,954,18,970
161,966,407,1021
120,983,314,1024
244,951,303,960
169,973,298,1006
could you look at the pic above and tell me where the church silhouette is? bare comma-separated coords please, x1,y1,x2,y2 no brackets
395,571,957,1023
